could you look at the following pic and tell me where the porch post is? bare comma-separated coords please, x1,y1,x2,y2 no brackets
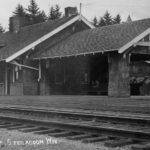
4,62,8,95
108,53,130,97
37,60,41,95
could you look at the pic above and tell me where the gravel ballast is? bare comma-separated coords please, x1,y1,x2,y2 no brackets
0,129,131,150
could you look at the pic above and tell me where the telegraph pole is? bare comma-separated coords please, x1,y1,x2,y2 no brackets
80,3,82,15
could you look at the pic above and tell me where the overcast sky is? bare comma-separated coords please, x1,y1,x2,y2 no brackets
0,0,150,29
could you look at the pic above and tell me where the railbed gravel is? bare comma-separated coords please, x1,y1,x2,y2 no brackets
0,129,131,150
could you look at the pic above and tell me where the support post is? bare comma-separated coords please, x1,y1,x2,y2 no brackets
80,3,82,15
148,34,150,50
12,65,15,83
37,60,41,95
4,63,8,95
108,53,130,97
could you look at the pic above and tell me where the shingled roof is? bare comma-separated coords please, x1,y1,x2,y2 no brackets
33,18,150,59
0,33,5,47
0,15,80,61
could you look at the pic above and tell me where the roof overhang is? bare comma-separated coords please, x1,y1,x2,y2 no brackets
119,28,150,54
6,15,95,63
33,49,117,60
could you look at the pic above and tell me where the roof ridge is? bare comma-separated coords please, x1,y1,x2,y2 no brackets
20,15,78,31
20,20,49,30
20,19,59,31
95,17,150,30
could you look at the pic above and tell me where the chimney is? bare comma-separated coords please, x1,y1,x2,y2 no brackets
65,7,78,17
9,16,29,33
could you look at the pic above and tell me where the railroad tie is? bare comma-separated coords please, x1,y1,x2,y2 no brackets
34,128,57,135
0,123,18,128
0,122,10,125
67,134,94,140
66,132,84,140
48,131,71,137
104,139,137,148
19,126,43,132
6,124,24,129
7,125,33,130
131,144,150,150
34,129,64,135
10,125,34,130
0,122,11,126
82,136,109,143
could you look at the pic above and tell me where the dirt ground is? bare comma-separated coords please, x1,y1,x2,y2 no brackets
0,96,149,114
0,129,131,150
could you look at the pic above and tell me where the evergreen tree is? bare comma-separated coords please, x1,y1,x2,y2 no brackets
93,16,98,27
55,5,61,19
49,6,55,20
97,11,122,27
103,11,113,26
13,4,26,17
48,5,62,20
126,15,132,22
99,17,106,27
0,24,5,33
26,0,47,24
113,14,121,24
27,0,40,17
37,11,47,22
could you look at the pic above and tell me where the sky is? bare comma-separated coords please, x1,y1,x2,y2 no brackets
0,0,150,30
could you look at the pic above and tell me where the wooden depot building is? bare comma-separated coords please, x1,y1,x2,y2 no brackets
0,7,150,97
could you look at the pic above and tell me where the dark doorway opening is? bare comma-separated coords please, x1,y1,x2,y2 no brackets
87,54,108,95
130,83,141,95
130,53,150,96
44,54,109,95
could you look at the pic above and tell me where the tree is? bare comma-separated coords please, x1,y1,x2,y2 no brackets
26,0,47,24
27,0,40,17
0,24,5,33
13,4,26,17
49,6,55,20
37,11,47,22
55,5,61,19
99,17,106,27
103,11,113,26
93,16,98,27
126,15,132,22
95,11,122,27
113,14,121,24
48,5,62,20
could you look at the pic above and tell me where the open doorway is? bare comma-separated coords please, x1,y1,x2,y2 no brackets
43,54,109,95
87,54,108,95
130,53,150,96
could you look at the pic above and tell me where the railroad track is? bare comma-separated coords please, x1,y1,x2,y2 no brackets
0,105,149,149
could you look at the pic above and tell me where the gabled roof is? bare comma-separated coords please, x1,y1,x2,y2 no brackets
0,15,94,62
33,18,150,59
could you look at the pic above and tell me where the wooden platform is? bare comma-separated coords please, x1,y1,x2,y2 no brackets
0,96,149,114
